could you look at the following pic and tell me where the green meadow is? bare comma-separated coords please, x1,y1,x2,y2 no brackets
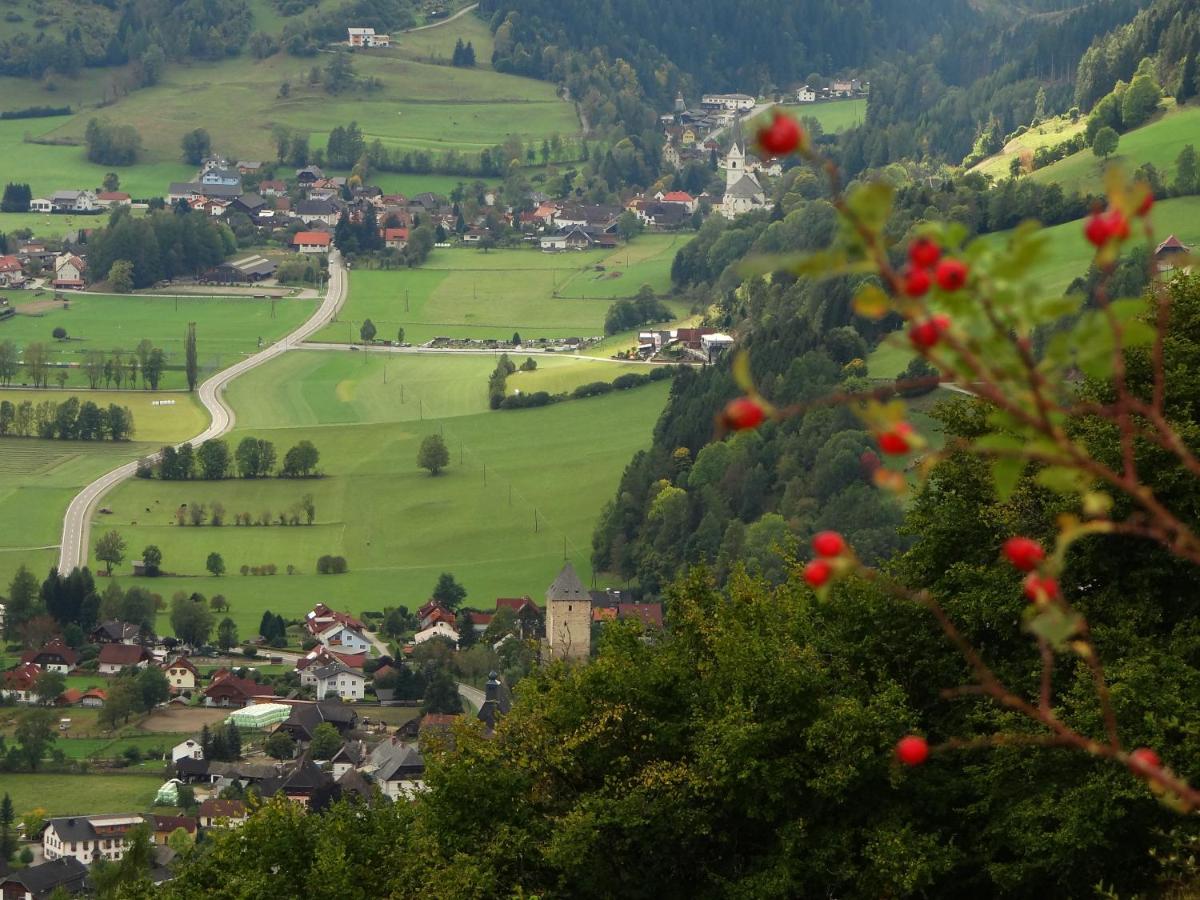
316,236,691,344
798,98,867,133
90,351,670,634
2,293,318,389
970,112,1090,181
0,774,165,816
1029,104,1200,196
394,11,496,67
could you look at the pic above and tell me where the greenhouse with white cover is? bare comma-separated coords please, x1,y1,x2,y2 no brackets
225,703,292,729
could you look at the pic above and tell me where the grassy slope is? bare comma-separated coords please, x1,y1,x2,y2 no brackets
797,98,867,133
316,235,691,344
394,11,496,68
90,351,669,634
2,293,318,389
970,112,1089,180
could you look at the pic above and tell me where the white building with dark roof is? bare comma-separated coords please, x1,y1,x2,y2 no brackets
43,814,145,864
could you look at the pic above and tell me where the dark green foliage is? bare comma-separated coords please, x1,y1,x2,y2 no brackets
603,290,674,335
88,208,234,288
84,119,142,166
0,396,133,440
0,183,31,213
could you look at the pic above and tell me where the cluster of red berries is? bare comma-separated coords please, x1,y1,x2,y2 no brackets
1084,208,1131,248
877,421,915,456
1001,536,1062,602
756,112,804,156
901,238,969,300
802,530,847,587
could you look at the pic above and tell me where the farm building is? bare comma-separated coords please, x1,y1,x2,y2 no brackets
201,255,278,284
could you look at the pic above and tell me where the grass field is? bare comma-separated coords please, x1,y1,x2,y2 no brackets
796,98,867,133
970,112,1090,180
1,774,164,816
1028,104,1200,196
395,11,496,68
1,293,318,390
89,350,670,635
315,236,691,344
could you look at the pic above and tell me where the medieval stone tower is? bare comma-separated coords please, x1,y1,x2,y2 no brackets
545,561,591,661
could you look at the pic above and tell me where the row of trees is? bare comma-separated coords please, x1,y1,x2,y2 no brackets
0,340,168,392
0,397,134,440
0,182,31,212
152,438,321,480
87,207,237,289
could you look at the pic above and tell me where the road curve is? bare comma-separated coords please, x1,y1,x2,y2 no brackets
404,2,479,32
57,251,348,574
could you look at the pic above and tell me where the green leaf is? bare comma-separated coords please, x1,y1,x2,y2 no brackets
1036,466,1090,495
991,456,1026,502
845,181,894,232
853,283,890,320
1024,604,1084,650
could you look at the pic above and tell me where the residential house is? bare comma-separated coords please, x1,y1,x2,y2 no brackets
231,193,267,218
1156,235,1192,273
495,596,543,638
197,799,247,828
701,332,735,361
258,179,287,197
202,674,277,707
0,857,89,899
675,327,717,350
96,191,132,208
414,621,460,645
49,190,99,213
303,603,366,636
295,648,366,688
171,738,203,763
162,657,198,692
29,197,52,213
200,168,241,188
330,739,367,778
0,255,25,288
295,166,325,185
275,700,359,743
21,639,79,673
360,736,424,799
655,190,697,213
416,601,453,630
831,79,855,96
294,198,341,226
43,814,145,863
632,201,688,229
90,620,141,644
313,660,366,702
98,643,151,675
293,231,332,254
259,754,332,805
383,227,409,249
1,662,42,703
539,225,604,251
149,815,196,845
56,689,83,707
315,621,371,655
347,27,391,47
52,253,86,289
235,160,263,175
796,85,816,102
79,689,107,708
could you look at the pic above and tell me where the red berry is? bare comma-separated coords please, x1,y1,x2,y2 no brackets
934,258,968,291
1084,213,1112,247
902,266,931,297
1129,747,1161,771
1003,537,1045,572
757,113,803,156
908,237,941,269
1136,192,1154,217
909,316,950,349
803,559,832,588
1104,209,1130,241
878,422,914,455
1022,573,1060,602
895,735,929,766
722,397,765,431
812,531,846,558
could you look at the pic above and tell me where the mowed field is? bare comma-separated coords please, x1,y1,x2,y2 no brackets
1,774,165,816
797,98,867,133
315,235,691,344
1,293,318,390
89,351,670,634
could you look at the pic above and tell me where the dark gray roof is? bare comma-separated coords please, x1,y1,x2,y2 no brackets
331,739,365,766
295,198,340,215
725,174,765,200
313,660,361,680
261,754,331,796
365,738,424,782
207,761,278,781
47,815,143,843
280,701,358,740
477,672,511,732
234,192,266,210
546,562,588,603
1,857,89,895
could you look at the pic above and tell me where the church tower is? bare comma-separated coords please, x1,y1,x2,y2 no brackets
545,562,591,661
724,143,745,188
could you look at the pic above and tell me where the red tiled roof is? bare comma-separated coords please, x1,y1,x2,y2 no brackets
204,674,276,700
4,662,41,690
661,191,693,202
468,612,493,625
163,656,198,675
97,191,131,201
151,814,197,834
293,231,331,246
81,688,108,701
496,597,537,614
617,603,663,628
98,643,150,666
22,639,80,667
1156,234,1190,254
0,255,21,273
57,688,84,704
383,227,409,241
198,799,246,818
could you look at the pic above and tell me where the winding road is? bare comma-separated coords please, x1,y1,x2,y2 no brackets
56,251,348,575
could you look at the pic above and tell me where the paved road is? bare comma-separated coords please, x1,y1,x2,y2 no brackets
57,252,348,574
405,2,478,32
457,682,484,712
300,341,673,366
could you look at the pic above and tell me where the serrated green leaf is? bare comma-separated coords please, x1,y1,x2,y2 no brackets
991,456,1026,502
1024,605,1084,649
845,181,894,232
1036,466,1090,495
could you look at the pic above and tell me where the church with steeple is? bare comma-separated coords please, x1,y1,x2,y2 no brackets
720,139,767,218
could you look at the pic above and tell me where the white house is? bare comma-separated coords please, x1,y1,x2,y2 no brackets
52,253,86,289
49,190,98,213
313,660,366,701
200,168,241,188
171,739,204,763
163,656,198,692
97,643,151,675
702,333,736,362
43,815,145,864
316,622,371,655
796,85,816,103
30,198,52,213
360,738,424,800
414,621,460,646
347,27,391,47
700,93,756,111
293,231,332,254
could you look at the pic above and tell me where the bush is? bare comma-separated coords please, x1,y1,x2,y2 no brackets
500,391,554,409
243,646,258,658
611,373,650,390
573,381,615,398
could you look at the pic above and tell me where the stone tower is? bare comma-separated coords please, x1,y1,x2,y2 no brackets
674,92,686,113
545,562,591,661
724,142,745,187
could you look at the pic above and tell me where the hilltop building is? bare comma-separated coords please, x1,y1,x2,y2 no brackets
545,562,591,660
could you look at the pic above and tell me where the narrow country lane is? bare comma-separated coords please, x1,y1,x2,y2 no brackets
56,251,349,574
404,3,479,32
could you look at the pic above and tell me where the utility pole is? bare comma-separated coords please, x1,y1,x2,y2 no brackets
405,288,410,312
534,509,539,533
401,384,405,403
